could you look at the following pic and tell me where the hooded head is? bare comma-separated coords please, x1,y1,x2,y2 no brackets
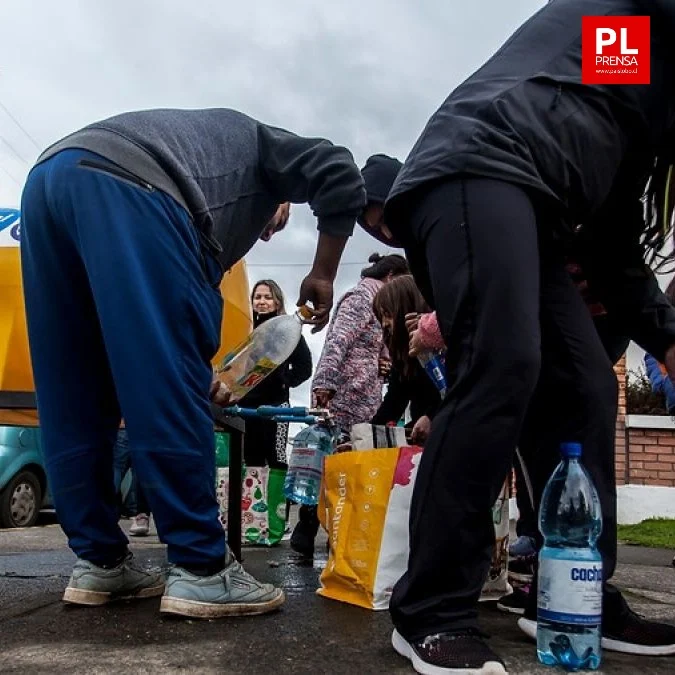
358,154,404,247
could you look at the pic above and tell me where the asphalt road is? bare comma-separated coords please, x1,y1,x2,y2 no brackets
1,518,674,674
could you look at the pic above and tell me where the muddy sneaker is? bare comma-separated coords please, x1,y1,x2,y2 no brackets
63,553,165,606
129,513,150,537
159,556,285,618
392,628,507,674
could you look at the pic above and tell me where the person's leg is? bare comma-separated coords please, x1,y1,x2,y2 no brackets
46,149,282,616
21,152,164,605
389,178,541,644
114,430,137,517
517,255,619,588
269,417,289,471
517,265,675,654
129,468,151,537
513,458,537,544
243,418,273,467
21,157,128,566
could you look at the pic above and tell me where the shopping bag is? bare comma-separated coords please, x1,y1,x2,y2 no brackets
318,445,511,610
215,431,230,468
215,466,287,546
478,479,512,601
318,446,422,610
350,422,407,450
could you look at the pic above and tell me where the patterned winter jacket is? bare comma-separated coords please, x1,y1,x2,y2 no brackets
311,277,386,432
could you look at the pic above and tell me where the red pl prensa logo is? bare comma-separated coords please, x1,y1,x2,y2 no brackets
582,15,650,85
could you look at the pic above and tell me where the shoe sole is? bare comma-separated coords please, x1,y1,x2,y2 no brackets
506,571,533,584
496,601,525,616
159,589,285,618
392,629,508,675
517,618,675,656
62,583,165,606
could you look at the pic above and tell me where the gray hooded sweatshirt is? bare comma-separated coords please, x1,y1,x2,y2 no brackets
37,108,367,269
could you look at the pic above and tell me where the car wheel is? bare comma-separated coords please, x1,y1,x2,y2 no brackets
0,471,42,528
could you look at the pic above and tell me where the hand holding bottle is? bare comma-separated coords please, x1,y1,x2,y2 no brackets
313,388,334,408
297,232,348,333
209,377,233,406
297,275,333,332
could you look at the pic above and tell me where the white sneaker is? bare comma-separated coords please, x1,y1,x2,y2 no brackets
129,513,150,537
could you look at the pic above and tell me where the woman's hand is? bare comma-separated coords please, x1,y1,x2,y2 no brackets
409,328,425,357
410,415,432,444
313,388,335,408
405,312,420,335
406,312,424,356
378,357,392,378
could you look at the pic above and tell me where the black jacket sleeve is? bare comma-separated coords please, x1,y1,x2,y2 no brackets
257,124,367,237
285,336,313,389
372,367,410,425
580,192,675,362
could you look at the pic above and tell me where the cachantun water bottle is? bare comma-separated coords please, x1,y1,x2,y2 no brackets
283,422,336,505
537,442,603,671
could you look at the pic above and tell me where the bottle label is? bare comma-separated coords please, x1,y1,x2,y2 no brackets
538,558,602,625
288,446,323,478
234,357,279,394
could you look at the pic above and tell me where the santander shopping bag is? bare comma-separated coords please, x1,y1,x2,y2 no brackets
318,446,423,610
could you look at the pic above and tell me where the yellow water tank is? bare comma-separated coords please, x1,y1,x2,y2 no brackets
0,208,252,425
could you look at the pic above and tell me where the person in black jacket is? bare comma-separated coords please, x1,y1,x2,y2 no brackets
372,275,441,444
240,278,312,469
357,1,675,670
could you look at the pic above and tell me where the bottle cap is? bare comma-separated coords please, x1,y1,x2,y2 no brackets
296,305,314,321
560,442,582,458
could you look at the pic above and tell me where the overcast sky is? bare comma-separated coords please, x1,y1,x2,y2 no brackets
0,0,652,411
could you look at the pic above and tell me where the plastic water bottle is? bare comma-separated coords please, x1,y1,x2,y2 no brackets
537,442,603,671
417,350,448,398
215,305,312,400
284,422,336,505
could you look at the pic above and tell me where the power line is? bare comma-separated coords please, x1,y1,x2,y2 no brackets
0,99,42,152
0,136,29,165
0,163,20,186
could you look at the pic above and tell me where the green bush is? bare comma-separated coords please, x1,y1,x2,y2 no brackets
626,367,669,415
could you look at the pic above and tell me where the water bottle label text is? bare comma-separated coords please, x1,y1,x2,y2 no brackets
538,558,602,625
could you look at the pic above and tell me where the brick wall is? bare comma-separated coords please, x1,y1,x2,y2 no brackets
615,354,675,487
615,355,627,484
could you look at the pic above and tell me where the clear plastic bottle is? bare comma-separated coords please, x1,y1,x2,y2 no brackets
284,422,336,505
417,350,448,398
214,305,312,401
537,442,603,671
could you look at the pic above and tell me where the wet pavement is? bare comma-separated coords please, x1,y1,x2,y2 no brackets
1,517,674,674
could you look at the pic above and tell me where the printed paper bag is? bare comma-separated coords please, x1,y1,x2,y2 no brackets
215,466,287,546
479,479,512,601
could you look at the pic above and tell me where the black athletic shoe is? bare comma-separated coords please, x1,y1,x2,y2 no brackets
496,586,529,616
518,608,675,657
392,628,507,674
290,505,319,557
603,605,675,656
